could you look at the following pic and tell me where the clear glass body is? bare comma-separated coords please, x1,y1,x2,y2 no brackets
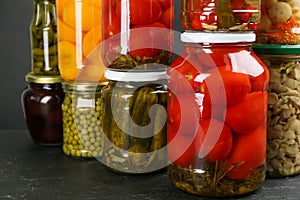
167,42,269,197
21,82,64,145
62,83,105,158
30,0,59,75
255,52,300,177
101,76,168,173
256,0,300,44
181,0,261,31
102,0,174,70
55,0,107,82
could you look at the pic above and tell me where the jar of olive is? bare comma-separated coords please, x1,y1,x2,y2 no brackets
30,0,59,75
101,69,168,174
62,81,107,158
21,72,64,145
253,45,300,177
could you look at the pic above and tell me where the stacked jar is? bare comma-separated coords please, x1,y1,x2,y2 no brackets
55,0,108,158
100,0,174,173
166,0,269,197
22,0,64,145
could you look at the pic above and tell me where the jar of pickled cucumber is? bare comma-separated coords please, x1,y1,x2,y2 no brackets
62,81,107,158
256,0,300,44
167,32,269,197
30,0,59,75
101,69,168,174
21,72,64,145
181,0,260,32
253,45,300,177
102,0,174,70
55,0,107,82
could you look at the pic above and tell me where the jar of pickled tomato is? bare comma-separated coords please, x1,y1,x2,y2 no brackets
167,32,269,197
21,72,64,145
256,0,300,44
181,0,260,32
55,0,107,82
102,0,174,70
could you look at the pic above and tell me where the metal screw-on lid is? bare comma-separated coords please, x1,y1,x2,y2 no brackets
253,44,300,55
25,72,63,84
62,81,108,92
104,69,167,82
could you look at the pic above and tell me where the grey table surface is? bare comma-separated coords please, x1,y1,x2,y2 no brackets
0,130,299,200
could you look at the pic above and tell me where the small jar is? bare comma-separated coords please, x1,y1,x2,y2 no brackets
62,81,107,158
30,0,59,75
256,0,300,45
102,0,174,70
253,45,300,177
167,32,269,197
101,69,168,174
21,72,64,145
181,0,260,32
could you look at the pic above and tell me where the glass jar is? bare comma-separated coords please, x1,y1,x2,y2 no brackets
253,45,300,177
102,0,174,70
30,0,59,75
256,0,300,45
55,0,107,82
62,81,107,158
167,32,269,197
21,72,64,145
181,0,260,32
101,69,168,174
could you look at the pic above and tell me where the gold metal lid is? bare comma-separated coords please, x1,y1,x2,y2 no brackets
62,81,108,92
25,72,63,84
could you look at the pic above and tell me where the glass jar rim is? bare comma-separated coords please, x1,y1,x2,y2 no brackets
104,69,167,82
62,81,108,92
181,31,256,44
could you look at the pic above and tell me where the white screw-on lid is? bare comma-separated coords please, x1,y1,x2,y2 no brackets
104,69,167,82
181,31,256,43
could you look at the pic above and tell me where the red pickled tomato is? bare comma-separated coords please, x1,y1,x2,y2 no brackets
201,103,226,121
201,67,251,105
129,22,167,58
230,0,245,10
158,0,172,9
158,5,174,29
248,53,269,92
115,0,162,25
196,119,233,162
226,126,266,180
225,91,267,134
167,93,200,136
103,11,121,38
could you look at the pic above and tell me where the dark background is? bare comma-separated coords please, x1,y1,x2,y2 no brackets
0,1,183,130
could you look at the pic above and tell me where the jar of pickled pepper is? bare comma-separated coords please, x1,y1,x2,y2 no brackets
253,45,300,177
101,69,168,174
167,32,269,197
55,0,107,82
181,0,260,32
256,0,300,44
102,0,174,70
30,0,59,75
21,72,64,145
62,81,107,158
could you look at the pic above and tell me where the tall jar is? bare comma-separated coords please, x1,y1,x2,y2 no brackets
102,0,174,70
181,0,261,32
167,32,269,197
62,81,107,158
253,45,300,177
101,69,168,174
256,0,300,44
30,0,59,75
55,0,107,82
21,72,64,145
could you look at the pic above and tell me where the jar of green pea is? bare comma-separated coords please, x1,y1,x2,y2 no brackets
62,81,107,158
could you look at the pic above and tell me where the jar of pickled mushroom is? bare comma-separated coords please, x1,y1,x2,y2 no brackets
253,45,300,177
101,69,168,174
167,32,269,197
21,72,64,145
256,0,300,44
62,81,107,158
30,0,59,75
181,0,260,32
102,0,174,70
55,0,107,82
